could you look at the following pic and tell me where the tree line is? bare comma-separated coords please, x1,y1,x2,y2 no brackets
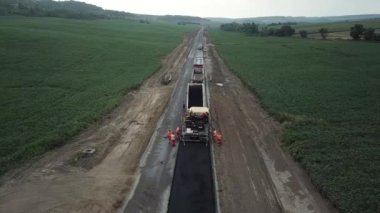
350,24,378,41
0,0,135,19
299,24,378,41
221,21,380,41
220,22,295,37
220,22,259,34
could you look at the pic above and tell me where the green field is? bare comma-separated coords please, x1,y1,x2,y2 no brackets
210,30,380,212
0,16,195,175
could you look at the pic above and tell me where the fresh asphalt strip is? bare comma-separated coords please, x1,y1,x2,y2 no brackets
167,142,215,213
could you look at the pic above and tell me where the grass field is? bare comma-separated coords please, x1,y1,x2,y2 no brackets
210,30,380,213
0,16,195,175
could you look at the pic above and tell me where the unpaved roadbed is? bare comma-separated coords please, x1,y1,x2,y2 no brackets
0,31,196,213
206,33,337,213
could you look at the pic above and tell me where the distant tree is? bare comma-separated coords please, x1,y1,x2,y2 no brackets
260,26,295,37
241,22,259,34
267,28,275,36
220,22,259,34
299,30,308,38
319,28,328,39
363,27,375,41
241,23,249,32
260,27,272,36
0,0,132,19
350,24,365,40
282,25,295,36
220,22,241,32
270,25,295,37
260,27,276,36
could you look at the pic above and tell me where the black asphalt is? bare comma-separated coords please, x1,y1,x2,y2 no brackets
123,29,215,213
168,143,215,213
188,84,204,107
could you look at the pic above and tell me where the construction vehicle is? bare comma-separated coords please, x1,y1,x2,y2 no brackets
181,83,210,143
193,57,203,74
192,53,205,83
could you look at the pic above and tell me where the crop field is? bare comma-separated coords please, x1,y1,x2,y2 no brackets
210,30,380,212
0,16,195,175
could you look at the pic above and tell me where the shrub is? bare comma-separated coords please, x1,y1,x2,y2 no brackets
363,28,375,41
319,28,328,39
299,30,308,38
275,25,295,37
350,24,365,40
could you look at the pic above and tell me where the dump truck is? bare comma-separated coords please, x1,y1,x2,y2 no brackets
181,83,210,143
193,57,204,74
186,83,205,108
192,55,204,83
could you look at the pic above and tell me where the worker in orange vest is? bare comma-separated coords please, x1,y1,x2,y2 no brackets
213,130,223,145
167,130,172,140
176,127,181,138
170,132,176,147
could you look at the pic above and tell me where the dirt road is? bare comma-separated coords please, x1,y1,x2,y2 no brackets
205,33,337,213
0,30,196,213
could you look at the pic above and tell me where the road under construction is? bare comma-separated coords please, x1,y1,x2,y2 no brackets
122,27,335,213
0,27,336,213
122,28,217,213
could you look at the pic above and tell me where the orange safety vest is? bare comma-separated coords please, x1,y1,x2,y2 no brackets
170,133,176,142
167,130,172,139
213,130,223,144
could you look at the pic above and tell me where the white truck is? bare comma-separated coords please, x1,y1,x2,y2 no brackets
192,57,204,83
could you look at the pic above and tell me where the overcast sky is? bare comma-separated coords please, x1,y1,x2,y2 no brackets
78,0,380,18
